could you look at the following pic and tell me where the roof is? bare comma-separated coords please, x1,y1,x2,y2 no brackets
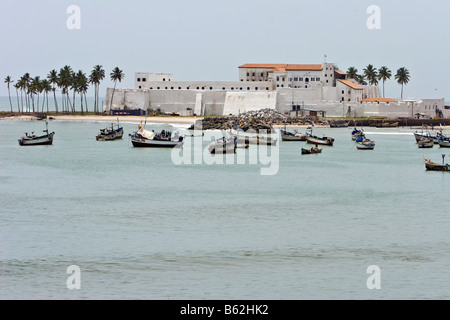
337,79,363,90
335,70,346,75
362,98,398,103
238,64,323,72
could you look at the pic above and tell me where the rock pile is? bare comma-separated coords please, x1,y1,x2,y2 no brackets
188,108,329,132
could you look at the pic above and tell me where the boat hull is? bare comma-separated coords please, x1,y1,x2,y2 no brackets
438,139,450,148
424,158,450,171
306,136,334,146
18,132,54,146
301,147,322,154
130,137,182,148
96,128,123,141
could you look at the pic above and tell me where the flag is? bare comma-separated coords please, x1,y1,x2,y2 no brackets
139,120,142,129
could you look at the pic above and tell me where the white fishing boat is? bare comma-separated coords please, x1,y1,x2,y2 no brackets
280,129,307,141
417,137,434,148
355,134,375,150
129,123,183,148
437,136,450,148
305,128,334,146
208,136,237,154
18,121,55,146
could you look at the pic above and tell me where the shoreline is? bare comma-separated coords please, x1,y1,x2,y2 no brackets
0,114,201,125
1,114,449,130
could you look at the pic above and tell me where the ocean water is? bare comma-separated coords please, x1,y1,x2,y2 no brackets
0,119,449,300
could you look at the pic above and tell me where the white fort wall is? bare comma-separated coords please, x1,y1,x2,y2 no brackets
105,88,447,119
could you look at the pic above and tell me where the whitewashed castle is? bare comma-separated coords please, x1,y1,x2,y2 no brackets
104,62,447,119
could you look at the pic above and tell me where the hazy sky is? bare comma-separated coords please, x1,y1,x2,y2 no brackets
1,0,449,101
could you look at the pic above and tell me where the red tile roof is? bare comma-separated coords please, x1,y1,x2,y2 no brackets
362,98,398,103
239,64,323,72
337,79,363,90
335,70,346,75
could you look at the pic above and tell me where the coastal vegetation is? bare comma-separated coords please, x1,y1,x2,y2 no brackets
3,66,123,114
346,65,410,98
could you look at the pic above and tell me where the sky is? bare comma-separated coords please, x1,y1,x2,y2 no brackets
0,0,449,102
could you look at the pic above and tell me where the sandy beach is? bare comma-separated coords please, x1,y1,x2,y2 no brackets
0,114,202,125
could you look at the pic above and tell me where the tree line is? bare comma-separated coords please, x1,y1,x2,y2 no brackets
3,66,124,114
345,65,410,99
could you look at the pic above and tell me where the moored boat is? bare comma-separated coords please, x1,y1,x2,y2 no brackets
437,136,450,148
351,127,365,141
208,136,237,154
129,123,183,148
417,137,434,148
306,128,334,146
355,134,375,150
280,129,307,141
424,155,450,171
96,123,124,141
18,121,55,146
301,146,322,154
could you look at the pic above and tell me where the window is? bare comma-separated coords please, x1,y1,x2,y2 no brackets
247,72,249,76
163,78,166,81
342,90,344,94
157,87,160,89
178,87,181,89
255,87,258,90
276,76,279,81
222,87,226,90
294,77,298,81
138,85,141,89
348,90,351,94
247,87,250,90
137,78,141,82
171,87,174,89
142,78,146,82
266,87,269,90
210,87,213,90
316,77,320,81
240,87,243,90
299,77,303,81
196,87,199,90
252,72,255,76
150,87,153,90
325,74,327,77
260,72,263,76
289,78,292,82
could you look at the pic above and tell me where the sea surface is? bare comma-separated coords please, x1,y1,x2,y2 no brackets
1,120,450,300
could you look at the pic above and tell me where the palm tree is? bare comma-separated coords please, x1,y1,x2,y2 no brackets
355,74,367,86
346,67,358,80
363,64,378,85
14,82,21,113
41,79,52,113
90,65,105,114
4,76,14,112
395,67,410,99
109,67,124,112
378,66,392,98
47,69,59,114
22,73,31,112
59,65,73,113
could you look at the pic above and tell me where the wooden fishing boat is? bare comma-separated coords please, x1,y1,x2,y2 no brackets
306,128,334,146
301,146,322,154
424,155,449,171
375,121,398,128
417,137,434,148
280,129,307,141
96,123,123,141
437,136,450,148
329,121,350,128
351,127,365,141
208,136,237,154
129,124,183,148
235,134,278,146
355,139,375,150
18,121,55,146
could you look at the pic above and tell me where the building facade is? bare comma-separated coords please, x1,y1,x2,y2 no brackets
104,62,447,119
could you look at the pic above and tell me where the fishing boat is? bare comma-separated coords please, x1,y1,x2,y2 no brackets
375,121,398,128
208,136,237,154
355,139,375,150
305,128,334,146
329,120,350,128
437,136,450,148
129,123,183,148
96,122,124,141
301,146,322,154
233,133,278,146
280,129,307,141
417,137,434,148
351,127,365,141
424,155,449,171
18,121,55,146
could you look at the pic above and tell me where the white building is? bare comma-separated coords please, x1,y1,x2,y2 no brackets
104,62,447,119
